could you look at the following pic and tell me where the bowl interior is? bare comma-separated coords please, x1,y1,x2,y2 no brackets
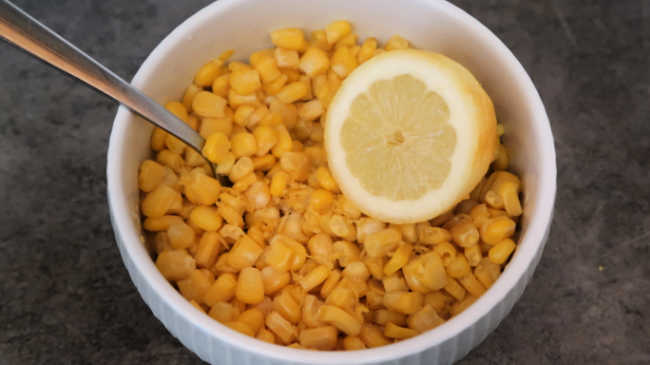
107,0,555,363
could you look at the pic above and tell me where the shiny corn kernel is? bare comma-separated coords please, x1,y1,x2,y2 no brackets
178,269,213,302
299,47,330,77
266,311,297,344
310,189,334,212
182,84,201,111
167,222,195,249
364,228,401,258
194,59,223,87
195,231,222,268
229,132,256,158
299,326,338,350
331,46,357,78
326,20,352,44
489,238,516,265
276,81,309,104
236,267,264,304
407,304,444,333
480,216,516,245
226,235,263,270
450,221,480,248
252,125,277,156
383,291,423,315
318,304,361,336
459,273,486,297
192,91,227,118
138,160,167,193
155,249,195,281
402,252,448,292
274,47,300,69
270,170,289,197
270,28,307,50
189,206,222,231
141,185,182,218
383,244,412,276
384,322,418,339
202,132,231,164
357,37,378,63
230,68,262,95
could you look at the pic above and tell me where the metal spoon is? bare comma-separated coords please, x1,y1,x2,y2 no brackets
0,0,216,175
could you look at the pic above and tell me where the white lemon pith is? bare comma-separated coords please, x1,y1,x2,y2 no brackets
325,50,496,223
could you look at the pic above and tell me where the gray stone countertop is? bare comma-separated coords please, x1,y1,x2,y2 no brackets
0,1,648,364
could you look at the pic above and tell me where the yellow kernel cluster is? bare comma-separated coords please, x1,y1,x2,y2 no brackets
138,20,523,351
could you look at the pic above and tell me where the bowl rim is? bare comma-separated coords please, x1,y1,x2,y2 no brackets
107,0,557,363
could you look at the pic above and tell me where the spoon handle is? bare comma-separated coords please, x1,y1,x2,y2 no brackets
0,0,205,153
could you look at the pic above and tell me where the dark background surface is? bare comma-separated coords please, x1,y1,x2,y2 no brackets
1,1,648,364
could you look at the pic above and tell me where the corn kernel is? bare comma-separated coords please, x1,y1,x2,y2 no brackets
384,322,418,339
230,132,257,158
189,206,222,231
480,216,516,245
342,336,366,350
299,47,330,77
360,324,390,348
155,249,195,281
270,170,289,197
450,296,477,316
331,46,357,78
326,20,352,44
459,273,486,297
335,32,357,49
408,304,444,333
167,222,195,249
202,132,231,164
141,185,182,218
276,81,309,104
256,328,276,344
494,144,509,170
138,160,167,193
228,235,264,270
195,231,222,268
403,252,448,292
194,59,223,87
417,223,451,245
217,203,244,227
143,215,184,232
319,304,361,336
474,258,501,288
384,244,412,276
184,171,221,205
150,128,167,151
182,84,201,111
230,68,262,95
236,267,264,304
273,289,301,324
156,150,184,174
211,74,230,98
358,37,378,63
274,47,300,69
178,269,214,302
228,89,259,108
270,28,306,51
192,91,227,118
297,99,324,121
266,311,297,344
373,309,406,326
489,238,516,265
261,266,291,295
299,326,338,350
385,35,410,51
450,221,480,248
443,277,466,301
364,228,401,258
252,125,277,156
384,291,423,315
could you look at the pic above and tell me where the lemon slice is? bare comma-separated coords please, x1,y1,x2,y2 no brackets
325,50,496,223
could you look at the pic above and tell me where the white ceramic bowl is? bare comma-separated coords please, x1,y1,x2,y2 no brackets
107,0,557,364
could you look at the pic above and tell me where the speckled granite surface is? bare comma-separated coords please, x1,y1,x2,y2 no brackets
0,1,648,364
